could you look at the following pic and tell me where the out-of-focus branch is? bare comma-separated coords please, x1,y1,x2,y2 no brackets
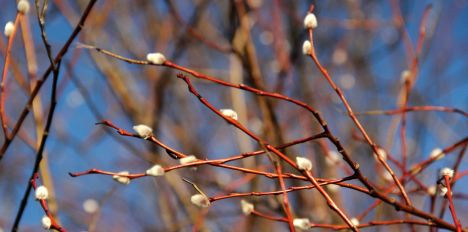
0,0,98,160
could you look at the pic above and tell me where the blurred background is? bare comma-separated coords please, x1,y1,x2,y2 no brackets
0,0,467,231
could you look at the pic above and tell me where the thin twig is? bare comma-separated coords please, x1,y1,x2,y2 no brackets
443,175,462,232
305,6,412,207
356,106,468,117
0,0,98,160
80,43,458,231
0,14,22,138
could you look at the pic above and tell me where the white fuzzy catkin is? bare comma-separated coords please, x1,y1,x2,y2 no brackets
296,156,312,171
429,148,445,160
293,218,311,230
220,109,238,120
190,194,210,208
112,171,131,185
440,167,454,178
41,216,52,230
4,21,14,37
240,200,254,215
350,217,360,226
35,186,49,200
133,124,153,139
439,187,448,196
400,70,411,84
179,155,198,165
302,40,312,55
145,164,165,176
383,170,393,182
146,52,166,65
17,0,30,14
375,148,387,161
427,185,436,196
303,13,318,29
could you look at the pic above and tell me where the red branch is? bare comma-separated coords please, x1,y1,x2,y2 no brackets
31,174,66,232
443,175,462,231
1,14,23,138
76,42,459,231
